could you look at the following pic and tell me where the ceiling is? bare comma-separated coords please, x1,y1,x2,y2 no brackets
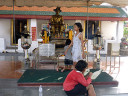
0,0,128,7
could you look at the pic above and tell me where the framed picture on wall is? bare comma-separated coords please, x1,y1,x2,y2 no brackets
85,21,100,39
41,24,49,32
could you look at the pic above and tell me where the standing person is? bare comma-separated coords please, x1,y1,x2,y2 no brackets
56,39,73,72
63,60,96,96
65,22,85,66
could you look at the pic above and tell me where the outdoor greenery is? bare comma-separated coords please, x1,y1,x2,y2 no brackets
124,27,128,36
124,21,128,41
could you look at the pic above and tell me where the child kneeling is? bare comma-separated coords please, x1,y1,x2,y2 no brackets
63,60,96,96
56,39,73,72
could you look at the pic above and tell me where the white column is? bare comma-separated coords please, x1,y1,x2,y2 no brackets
97,50,100,59
30,19,37,40
24,50,28,59
0,38,6,52
29,19,38,53
117,21,124,43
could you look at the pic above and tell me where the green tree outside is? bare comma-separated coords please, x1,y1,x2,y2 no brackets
124,21,128,41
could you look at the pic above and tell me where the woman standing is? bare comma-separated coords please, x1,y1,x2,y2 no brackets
65,22,85,66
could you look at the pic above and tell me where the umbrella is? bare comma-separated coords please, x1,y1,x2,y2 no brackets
0,0,128,7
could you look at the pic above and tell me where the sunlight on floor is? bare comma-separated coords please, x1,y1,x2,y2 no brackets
111,56,128,93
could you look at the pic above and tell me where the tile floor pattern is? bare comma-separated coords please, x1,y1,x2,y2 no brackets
0,53,128,96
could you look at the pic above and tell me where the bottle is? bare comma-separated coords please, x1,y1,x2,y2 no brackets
39,85,43,96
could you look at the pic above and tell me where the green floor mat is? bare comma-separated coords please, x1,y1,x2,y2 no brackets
17,69,118,86
18,69,70,83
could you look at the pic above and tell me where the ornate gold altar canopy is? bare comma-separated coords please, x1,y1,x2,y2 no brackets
0,0,128,7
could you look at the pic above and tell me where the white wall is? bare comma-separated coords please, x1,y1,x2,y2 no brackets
64,20,84,28
101,21,124,42
0,19,11,47
37,20,49,39
64,20,76,25
87,21,124,54
101,21,117,40
117,21,124,43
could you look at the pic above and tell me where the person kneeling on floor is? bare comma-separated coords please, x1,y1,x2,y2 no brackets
56,39,73,72
63,60,96,96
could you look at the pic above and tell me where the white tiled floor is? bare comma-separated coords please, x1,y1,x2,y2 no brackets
0,54,128,96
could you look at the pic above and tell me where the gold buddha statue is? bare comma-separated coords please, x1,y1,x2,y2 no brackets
50,7,64,38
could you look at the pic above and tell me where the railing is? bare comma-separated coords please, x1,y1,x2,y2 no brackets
32,48,39,69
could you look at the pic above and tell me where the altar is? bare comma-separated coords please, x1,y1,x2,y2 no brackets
39,43,55,57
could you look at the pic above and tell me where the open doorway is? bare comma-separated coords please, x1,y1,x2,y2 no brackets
11,19,27,45
85,20,100,39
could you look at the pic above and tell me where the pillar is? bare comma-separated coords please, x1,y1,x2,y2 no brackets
30,19,37,41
